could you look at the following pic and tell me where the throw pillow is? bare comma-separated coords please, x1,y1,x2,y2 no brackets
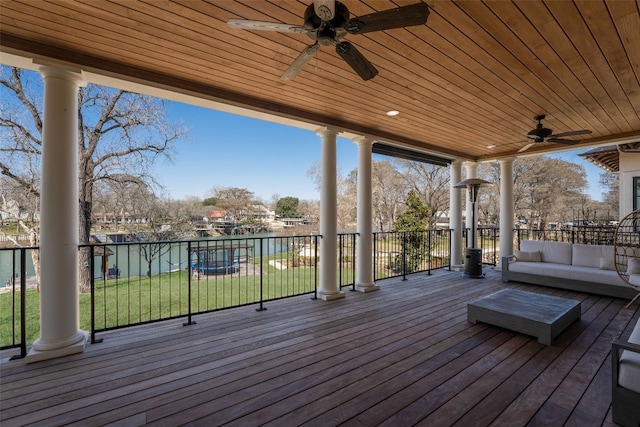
515,250,541,262
599,257,615,271
626,258,640,275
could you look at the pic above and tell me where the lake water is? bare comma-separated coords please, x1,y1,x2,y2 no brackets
0,232,304,285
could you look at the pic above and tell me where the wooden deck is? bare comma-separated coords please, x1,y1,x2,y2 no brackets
1,268,638,426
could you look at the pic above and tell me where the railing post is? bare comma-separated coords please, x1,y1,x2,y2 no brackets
373,232,378,281
427,230,432,275
493,228,497,266
183,241,196,326
13,248,27,359
90,245,103,344
351,233,357,291
448,229,452,271
312,235,319,300
257,238,267,311
402,231,407,281
338,234,343,288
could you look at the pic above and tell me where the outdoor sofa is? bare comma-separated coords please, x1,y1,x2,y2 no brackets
501,240,638,300
502,239,640,426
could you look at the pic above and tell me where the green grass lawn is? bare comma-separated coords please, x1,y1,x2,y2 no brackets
1,257,374,347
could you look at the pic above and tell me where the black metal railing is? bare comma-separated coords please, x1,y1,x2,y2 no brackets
0,247,36,359
5,226,618,355
2,229,460,353
373,230,452,281
85,234,323,341
515,225,616,247
338,233,357,290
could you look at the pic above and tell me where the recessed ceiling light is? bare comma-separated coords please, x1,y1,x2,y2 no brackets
486,144,496,149
386,110,400,117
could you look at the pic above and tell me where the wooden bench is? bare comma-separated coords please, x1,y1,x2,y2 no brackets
467,289,581,345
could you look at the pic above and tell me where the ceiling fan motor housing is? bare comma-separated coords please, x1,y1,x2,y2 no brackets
527,126,553,141
527,115,552,141
304,2,349,31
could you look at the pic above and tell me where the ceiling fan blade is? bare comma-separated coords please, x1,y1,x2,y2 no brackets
314,0,335,21
281,44,320,80
347,2,429,35
518,142,535,153
549,129,592,138
227,19,306,33
335,41,378,81
546,137,579,145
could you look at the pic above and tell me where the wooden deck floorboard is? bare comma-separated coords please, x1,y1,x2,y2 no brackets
1,268,638,426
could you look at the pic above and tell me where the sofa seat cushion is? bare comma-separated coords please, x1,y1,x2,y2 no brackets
619,320,640,393
572,244,614,269
628,274,640,287
508,261,628,287
520,240,573,265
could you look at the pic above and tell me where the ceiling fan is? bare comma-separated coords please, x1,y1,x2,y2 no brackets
518,115,591,153
227,0,430,81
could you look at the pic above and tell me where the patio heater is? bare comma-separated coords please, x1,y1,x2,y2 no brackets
454,178,491,278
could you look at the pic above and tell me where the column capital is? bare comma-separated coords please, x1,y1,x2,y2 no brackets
351,135,375,147
315,127,339,138
38,65,86,87
499,157,516,165
463,161,478,178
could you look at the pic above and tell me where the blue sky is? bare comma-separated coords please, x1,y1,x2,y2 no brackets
158,102,360,201
158,101,606,202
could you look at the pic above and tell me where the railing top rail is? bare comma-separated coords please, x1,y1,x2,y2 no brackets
78,233,322,248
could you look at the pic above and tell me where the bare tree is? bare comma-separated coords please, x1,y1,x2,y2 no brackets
477,162,500,225
209,186,256,223
339,170,358,231
298,199,320,220
172,196,209,226
0,66,186,291
307,162,356,231
371,160,405,232
600,171,619,218
504,156,588,228
395,159,450,228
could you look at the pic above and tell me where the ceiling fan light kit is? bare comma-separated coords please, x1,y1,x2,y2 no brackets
228,0,429,81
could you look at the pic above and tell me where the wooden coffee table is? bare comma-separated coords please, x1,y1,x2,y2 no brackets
467,289,581,345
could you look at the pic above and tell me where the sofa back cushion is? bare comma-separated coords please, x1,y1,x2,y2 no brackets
520,240,573,265
572,244,614,269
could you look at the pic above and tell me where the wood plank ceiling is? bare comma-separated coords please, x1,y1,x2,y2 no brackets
1,0,639,161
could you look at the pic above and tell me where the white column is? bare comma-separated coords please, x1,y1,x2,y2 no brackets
463,162,478,248
27,66,87,362
449,160,463,268
498,158,515,270
317,128,344,301
353,136,378,292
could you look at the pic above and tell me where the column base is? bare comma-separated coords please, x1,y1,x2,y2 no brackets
356,283,380,293
451,264,465,272
25,331,88,363
317,291,346,301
